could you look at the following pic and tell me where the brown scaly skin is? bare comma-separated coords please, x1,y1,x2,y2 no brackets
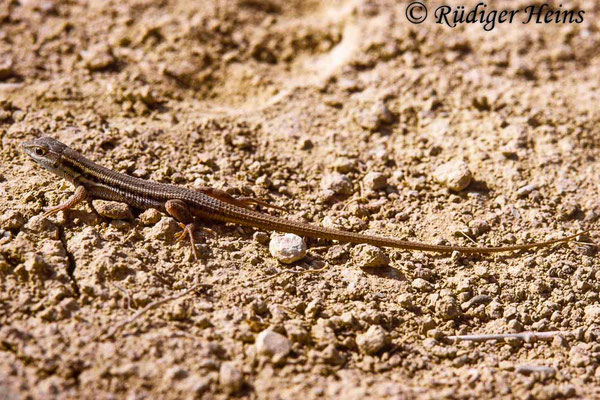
22,136,589,260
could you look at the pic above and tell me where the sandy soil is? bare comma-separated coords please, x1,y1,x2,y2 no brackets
1,0,599,398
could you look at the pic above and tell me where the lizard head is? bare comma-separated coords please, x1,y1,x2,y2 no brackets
22,136,70,177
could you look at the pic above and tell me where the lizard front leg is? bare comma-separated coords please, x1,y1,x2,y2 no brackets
43,185,88,218
165,199,199,260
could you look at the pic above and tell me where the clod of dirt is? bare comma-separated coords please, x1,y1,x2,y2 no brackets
219,362,244,395
435,296,462,321
321,173,353,198
81,43,116,71
354,101,393,131
412,278,434,293
139,209,161,226
0,210,25,230
397,293,413,309
433,160,472,191
0,58,14,80
255,329,292,361
516,183,538,198
269,233,307,264
146,217,180,240
283,320,310,344
351,244,389,268
318,344,346,366
332,158,358,173
363,171,388,191
356,325,389,355
92,200,133,220
253,231,270,244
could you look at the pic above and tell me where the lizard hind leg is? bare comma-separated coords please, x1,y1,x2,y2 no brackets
165,199,199,261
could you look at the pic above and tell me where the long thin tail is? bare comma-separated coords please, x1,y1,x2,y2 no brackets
205,203,590,254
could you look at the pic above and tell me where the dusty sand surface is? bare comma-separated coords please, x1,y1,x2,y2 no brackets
1,0,599,398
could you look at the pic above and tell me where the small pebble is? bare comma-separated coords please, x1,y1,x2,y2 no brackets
397,293,413,309
304,299,322,319
147,217,180,240
363,172,388,191
24,253,49,278
297,137,313,150
468,219,490,236
338,78,363,92
461,295,493,311
269,233,307,264
139,208,161,225
92,200,133,220
355,102,393,131
351,244,389,268
332,158,357,173
435,296,462,320
320,344,345,365
0,58,14,80
165,366,188,381
219,363,244,395
179,375,210,397
253,231,269,244
412,278,433,292
81,43,116,71
321,173,353,197
433,160,472,191
508,319,523,332
516,183,538,198
356,325,388,355
569,345,592,367
0,210,25,230
284,320,310,344
255,330,291,360
326,245,348,262
584,305,600,323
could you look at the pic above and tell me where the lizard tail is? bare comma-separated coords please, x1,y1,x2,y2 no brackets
202,203,591,254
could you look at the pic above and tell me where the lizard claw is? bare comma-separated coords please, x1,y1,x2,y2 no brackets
174,223,199,260
42,206,62,218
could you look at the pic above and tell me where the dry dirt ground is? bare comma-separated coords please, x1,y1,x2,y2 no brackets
1,0,600,398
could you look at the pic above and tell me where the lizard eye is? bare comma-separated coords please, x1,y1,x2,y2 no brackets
35,147,46,156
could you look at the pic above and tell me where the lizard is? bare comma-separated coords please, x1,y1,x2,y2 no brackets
22,136,589,260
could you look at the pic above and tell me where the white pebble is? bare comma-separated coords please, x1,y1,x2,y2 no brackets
433,160,472,191
255,330,291,360
584,305,600,323
269,234,307,264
